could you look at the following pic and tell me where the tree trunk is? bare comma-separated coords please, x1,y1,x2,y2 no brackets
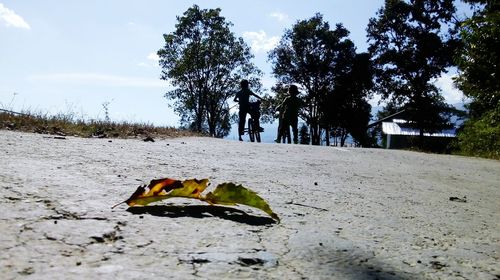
340,129,348,147
195,90,204,132
195,110,203,132
310,116,321,145
206,104,219,138
419,127,424,149
311,124,321,145
325,128,330,146
208,118,216,137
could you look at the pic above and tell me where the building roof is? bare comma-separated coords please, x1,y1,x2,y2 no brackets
367,109,407,128
382,120,456,137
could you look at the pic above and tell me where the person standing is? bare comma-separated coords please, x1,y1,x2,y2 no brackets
278,85,302,144
234,80,262,141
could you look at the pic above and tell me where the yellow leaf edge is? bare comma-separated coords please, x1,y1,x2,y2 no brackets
113,178,280,222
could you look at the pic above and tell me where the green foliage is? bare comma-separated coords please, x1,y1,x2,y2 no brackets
455,3,499,118
367,0,459,140
454,2,500,158
269,13,370,145
456,109,500,159
158,5,262,138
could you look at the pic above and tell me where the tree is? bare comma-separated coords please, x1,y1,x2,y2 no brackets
158,5,262,137
455,1,499,117
327,52,374,146
367,0,459,145
455,1,500,158
268,14,357,145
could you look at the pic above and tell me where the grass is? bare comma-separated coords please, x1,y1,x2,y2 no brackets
0,109,198,139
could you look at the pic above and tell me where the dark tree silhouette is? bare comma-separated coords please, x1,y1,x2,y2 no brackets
367,0,459,144
268,14,363,145
158,5,262,137
327,53,374,146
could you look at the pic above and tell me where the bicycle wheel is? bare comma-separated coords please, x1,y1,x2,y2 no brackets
254,119,261,143
247,118,255,142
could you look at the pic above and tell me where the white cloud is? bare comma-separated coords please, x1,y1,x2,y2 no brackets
434,73,464,104
147,52,160,62
137,52,160,68
243,30,279,53
28,73,167,88
269,12,289,22
0,3,30,29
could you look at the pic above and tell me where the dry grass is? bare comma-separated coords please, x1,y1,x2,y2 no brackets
0,109,198,139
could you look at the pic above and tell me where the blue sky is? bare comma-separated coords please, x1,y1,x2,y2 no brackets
1,1,466,127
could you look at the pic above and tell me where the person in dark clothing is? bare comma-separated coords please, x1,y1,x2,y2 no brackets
274,99,290,143
274,106,286,143
278,85,302,144
234,79,262,141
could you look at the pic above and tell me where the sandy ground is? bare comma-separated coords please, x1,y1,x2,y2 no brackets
0,130,499,280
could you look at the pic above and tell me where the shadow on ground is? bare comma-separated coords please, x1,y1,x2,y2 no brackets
127,205,276,226
300,237,416,280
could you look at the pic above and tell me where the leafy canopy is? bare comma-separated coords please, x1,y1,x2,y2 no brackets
454,1,500,158
455,2,500,117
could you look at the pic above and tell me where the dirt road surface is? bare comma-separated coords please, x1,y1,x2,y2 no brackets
1,130,499,279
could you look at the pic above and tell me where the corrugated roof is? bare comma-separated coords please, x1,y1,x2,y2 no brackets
382,122,456,137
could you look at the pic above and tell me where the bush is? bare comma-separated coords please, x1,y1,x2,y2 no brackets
456,109,500,159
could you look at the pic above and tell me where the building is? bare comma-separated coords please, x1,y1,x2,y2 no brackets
382,119,456,149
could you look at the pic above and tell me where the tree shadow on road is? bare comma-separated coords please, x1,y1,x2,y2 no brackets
299,240,417,280
126,205,276,226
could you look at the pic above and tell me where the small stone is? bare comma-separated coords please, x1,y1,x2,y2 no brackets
449,196,467,203
430,261,447,270
237,257,265,266
90,236,105,243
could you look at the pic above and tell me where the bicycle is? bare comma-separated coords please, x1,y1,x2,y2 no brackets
244,100,263,142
